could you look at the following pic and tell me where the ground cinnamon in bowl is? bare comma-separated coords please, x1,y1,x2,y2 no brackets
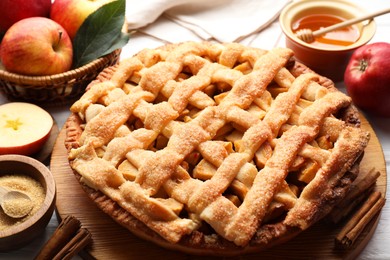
0,174,45,231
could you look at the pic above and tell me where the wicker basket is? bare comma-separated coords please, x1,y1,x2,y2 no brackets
0,49,121,106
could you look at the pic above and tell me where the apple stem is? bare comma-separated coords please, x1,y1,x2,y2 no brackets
54,30,63,50
359,59,368,72
58,30,63,44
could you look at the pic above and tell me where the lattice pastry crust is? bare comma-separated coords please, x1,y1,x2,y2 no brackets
65,42,369,255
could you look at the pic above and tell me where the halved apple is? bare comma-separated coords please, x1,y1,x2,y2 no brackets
0,102,53,156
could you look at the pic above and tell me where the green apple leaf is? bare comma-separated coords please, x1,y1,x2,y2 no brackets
72,0,129,68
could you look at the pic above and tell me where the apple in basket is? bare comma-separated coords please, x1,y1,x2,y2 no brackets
50,0,115,40
0,102,53,156
0,17,73,76
0,0,51,36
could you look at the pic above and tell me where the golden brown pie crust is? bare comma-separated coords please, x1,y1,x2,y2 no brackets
65,42,369,256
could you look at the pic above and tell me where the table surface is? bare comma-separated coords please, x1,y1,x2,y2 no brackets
1,1,390,259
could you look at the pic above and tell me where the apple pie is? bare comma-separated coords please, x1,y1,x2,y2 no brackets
65,41,369,255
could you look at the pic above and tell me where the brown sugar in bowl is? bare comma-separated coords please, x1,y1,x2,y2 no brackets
279,0,376,82
0,154,56,251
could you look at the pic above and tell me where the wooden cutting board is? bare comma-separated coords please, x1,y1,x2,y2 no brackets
50,114,387,260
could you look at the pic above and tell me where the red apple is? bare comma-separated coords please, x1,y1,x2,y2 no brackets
50,0,114,40
0,17,73,76
0,102,53,156
0,0,51,36
344,42,390,117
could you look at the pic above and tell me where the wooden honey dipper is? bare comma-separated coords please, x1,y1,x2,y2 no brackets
295,7,390,43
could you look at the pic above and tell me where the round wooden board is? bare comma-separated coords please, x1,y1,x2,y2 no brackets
34,119,59,163
50,114,387,260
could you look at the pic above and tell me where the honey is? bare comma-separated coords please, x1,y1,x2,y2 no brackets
292,14,360,48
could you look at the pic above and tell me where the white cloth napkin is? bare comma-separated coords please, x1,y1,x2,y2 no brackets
126,0,290,43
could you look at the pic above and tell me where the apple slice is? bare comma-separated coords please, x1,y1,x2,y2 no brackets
0,102,53,156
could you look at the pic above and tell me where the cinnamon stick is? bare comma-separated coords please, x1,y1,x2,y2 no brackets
52,228,92,260
35,215,81,260
335,191,386,249
344,169,381,202
329,169,380,223
328,184,375,224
